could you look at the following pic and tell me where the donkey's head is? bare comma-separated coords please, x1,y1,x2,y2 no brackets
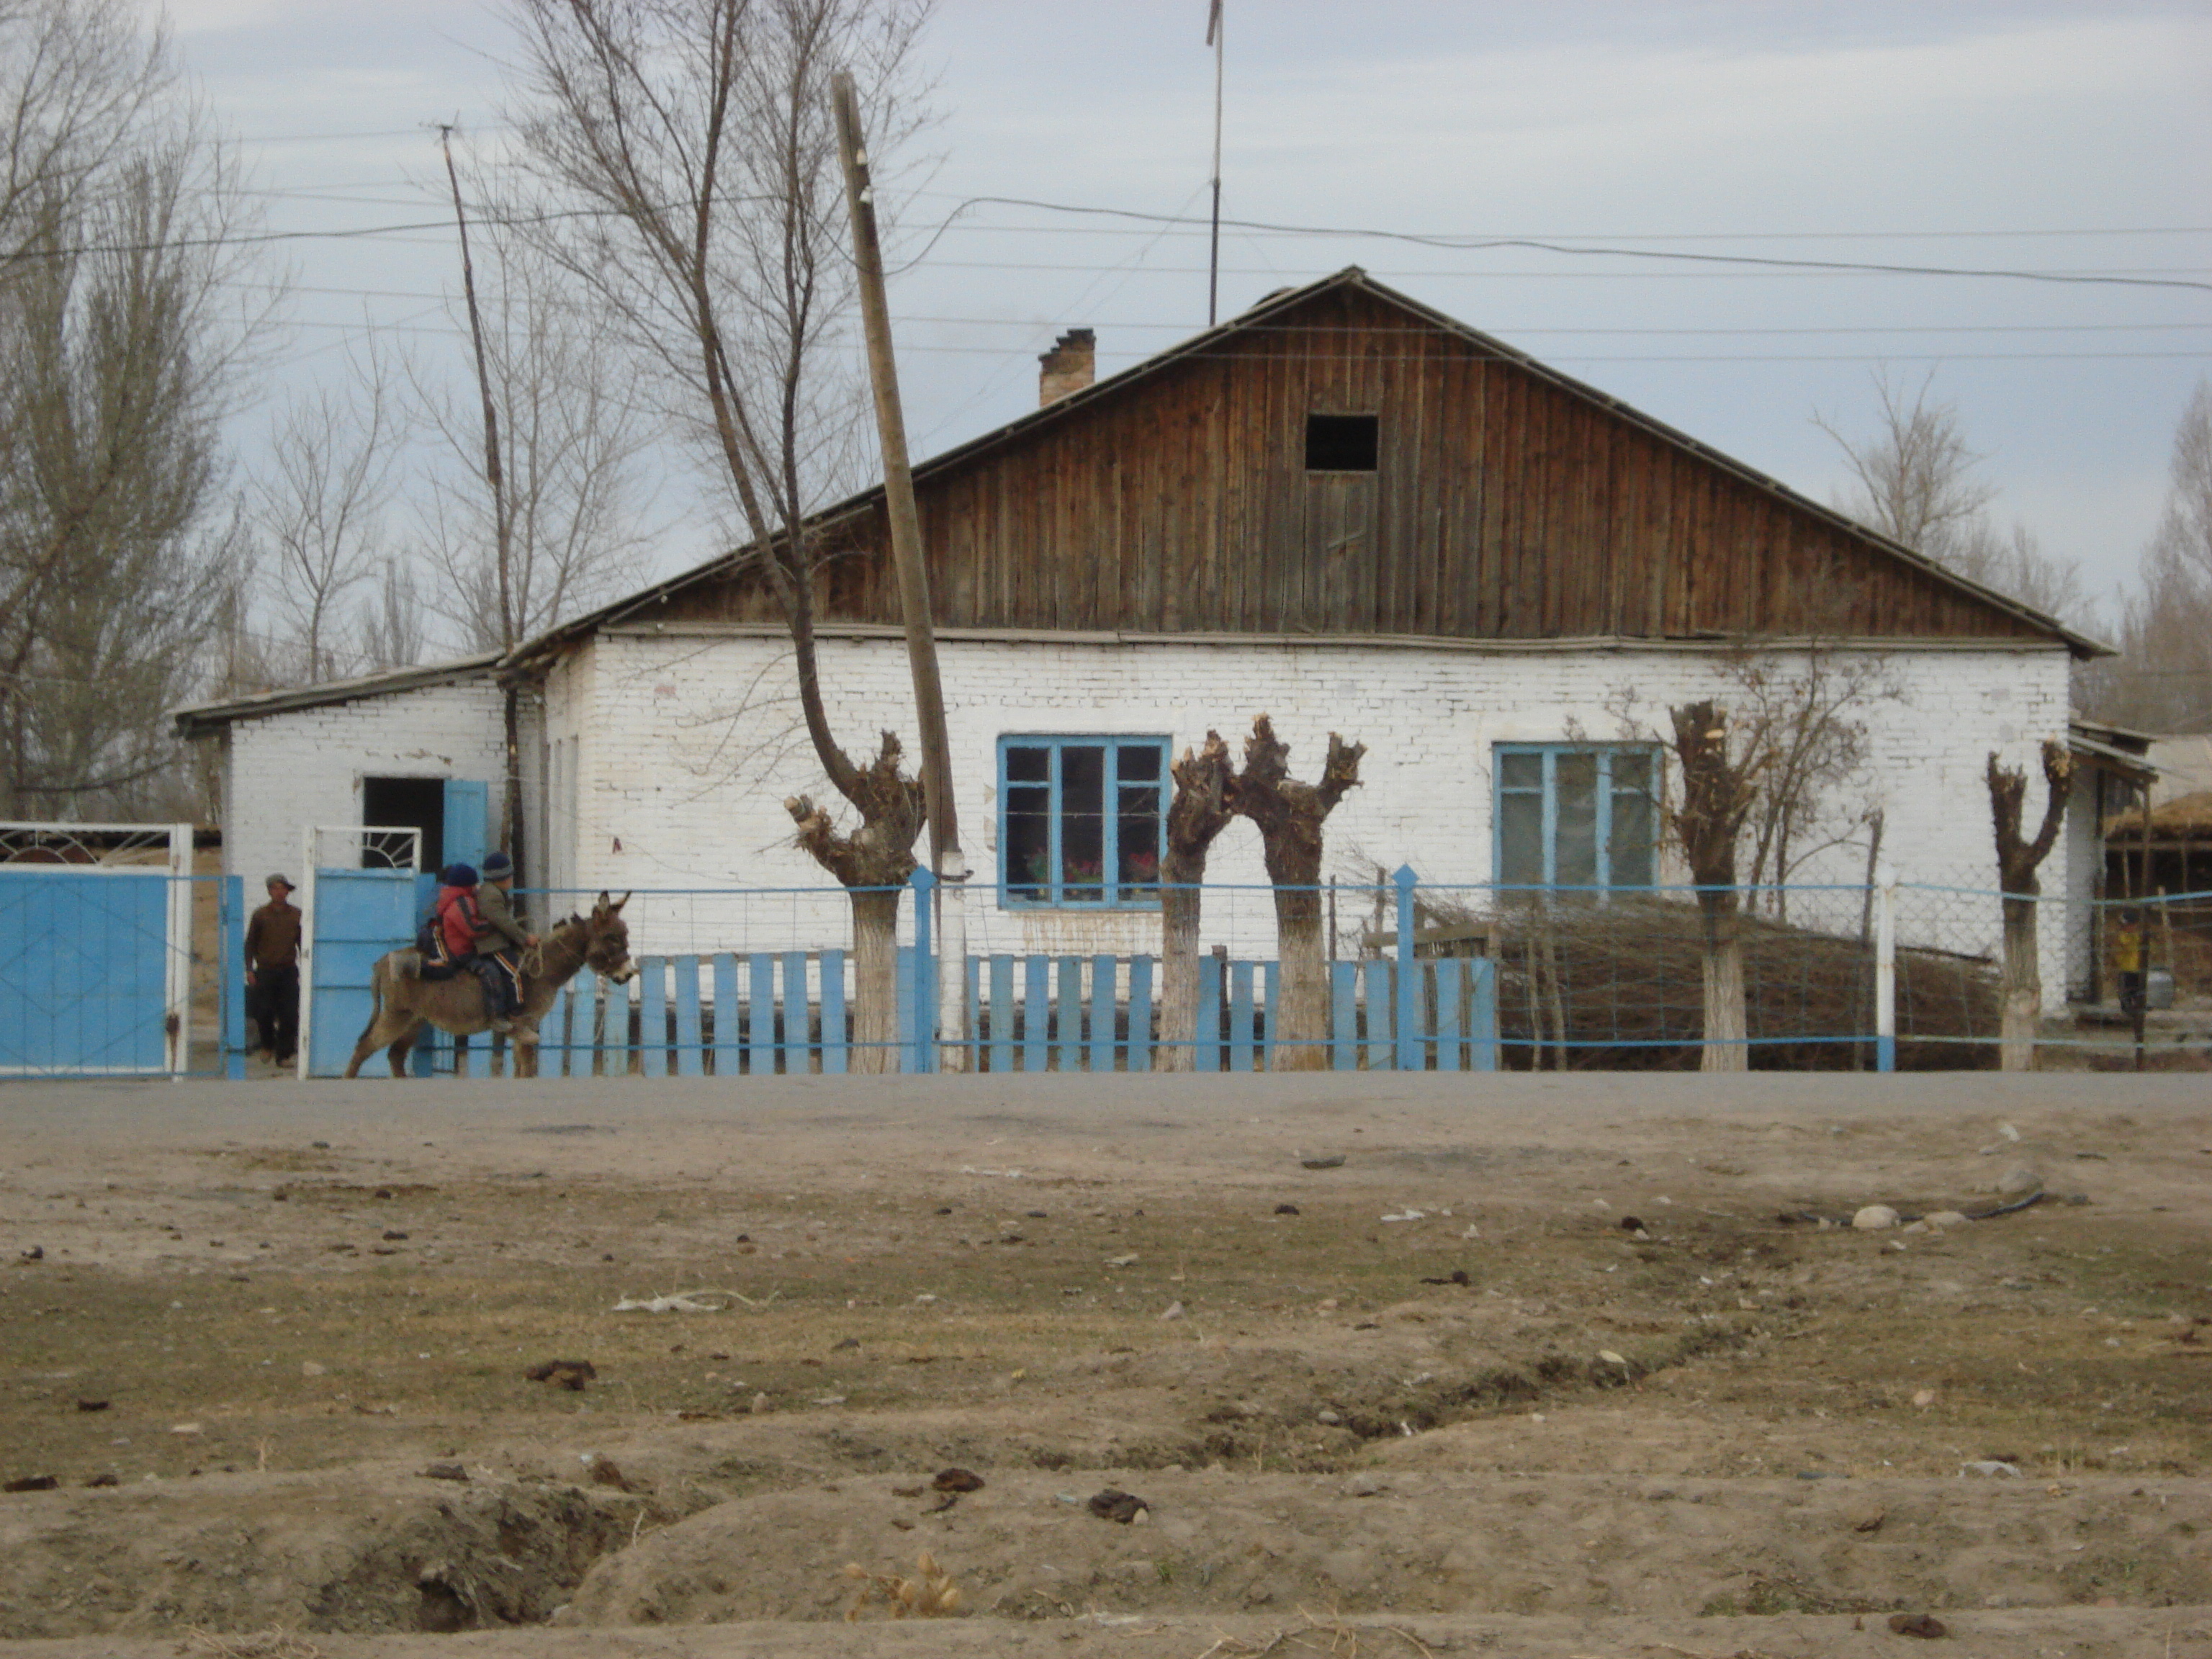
584,891,637,984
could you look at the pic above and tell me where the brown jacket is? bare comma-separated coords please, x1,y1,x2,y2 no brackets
477,880,531,953
246,900,301,973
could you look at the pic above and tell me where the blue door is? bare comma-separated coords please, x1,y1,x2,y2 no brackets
305,867,421,1076
443,779,488,873
0,868,168,1074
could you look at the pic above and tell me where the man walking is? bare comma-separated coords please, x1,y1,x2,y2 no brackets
245,873,302,1067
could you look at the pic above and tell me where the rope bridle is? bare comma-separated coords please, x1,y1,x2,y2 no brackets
523,917,590,987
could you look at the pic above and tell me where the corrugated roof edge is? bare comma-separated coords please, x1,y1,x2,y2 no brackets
503,266,2108,670
170,650,503,736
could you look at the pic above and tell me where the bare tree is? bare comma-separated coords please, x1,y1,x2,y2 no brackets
1228,715,1364,1072
503,0,932,1068
2092,380,2212,732
1987,742,2070,1072
356,555,426,673
1668,701,1757,1072
0,0,171,271
251,349,403,685
1718,649,1894,922
1820,371,2086,624
0,45,274,815
410,163,655,653
1156,729,1235,1073
1820,372,1995,568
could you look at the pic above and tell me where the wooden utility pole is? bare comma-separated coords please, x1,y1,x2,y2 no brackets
831,73,967,1066
439,123,523,881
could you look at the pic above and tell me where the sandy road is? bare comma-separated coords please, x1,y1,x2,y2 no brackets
2,1069,2208,1659
9,1066,2208,1182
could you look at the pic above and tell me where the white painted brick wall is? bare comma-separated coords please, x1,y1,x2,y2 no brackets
221,677,509,887
534,628,2077,1008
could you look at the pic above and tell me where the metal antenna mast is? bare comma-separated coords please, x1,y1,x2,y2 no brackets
1206,0,1223,325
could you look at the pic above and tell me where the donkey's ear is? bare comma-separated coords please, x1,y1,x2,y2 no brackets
613,891,631,912
594,889,611,913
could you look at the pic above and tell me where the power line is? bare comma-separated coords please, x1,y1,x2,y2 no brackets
262,312,2212,364
18,204,2212,293
898,195,2212,295
904,196,2212,243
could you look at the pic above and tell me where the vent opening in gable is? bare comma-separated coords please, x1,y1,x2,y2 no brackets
1305,413,1377,472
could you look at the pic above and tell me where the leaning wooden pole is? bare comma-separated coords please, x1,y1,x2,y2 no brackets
437,125,523,882
832,74,967,1069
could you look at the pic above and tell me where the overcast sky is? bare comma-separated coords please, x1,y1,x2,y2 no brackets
162,0,2211,628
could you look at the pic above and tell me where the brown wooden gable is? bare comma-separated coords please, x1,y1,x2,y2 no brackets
642,270,2088,652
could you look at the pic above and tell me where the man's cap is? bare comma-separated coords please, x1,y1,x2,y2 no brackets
441,863,480,888
482,850,514,879
265,873,292,890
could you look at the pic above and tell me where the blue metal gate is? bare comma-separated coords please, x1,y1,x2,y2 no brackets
0,866,171,1074
303,866,421,1076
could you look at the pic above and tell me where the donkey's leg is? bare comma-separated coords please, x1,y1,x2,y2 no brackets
513,1023,541,1079
343,1020,388,1079
386,1017,426,1078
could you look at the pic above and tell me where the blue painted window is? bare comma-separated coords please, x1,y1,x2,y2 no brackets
1493,744,1660,892
999,735,1169,906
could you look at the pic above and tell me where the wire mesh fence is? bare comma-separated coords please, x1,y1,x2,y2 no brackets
6,843,2171,1081
388,873,2207,1076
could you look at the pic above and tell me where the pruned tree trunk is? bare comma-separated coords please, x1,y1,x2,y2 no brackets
846,885,902,1074
787,732,927,1075
1698,904,1747,1070
1670,701,1757,1073
1987,741,2072,1072
1156,730,1235,1072
1229,716,1365,1072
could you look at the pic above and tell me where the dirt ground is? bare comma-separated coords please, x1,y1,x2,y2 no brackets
1,1071,2207,1659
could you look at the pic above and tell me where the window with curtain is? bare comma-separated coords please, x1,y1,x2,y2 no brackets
1493,744,1660,893
999,735,1169,906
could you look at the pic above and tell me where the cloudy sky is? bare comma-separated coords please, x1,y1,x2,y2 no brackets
163,0,2211,624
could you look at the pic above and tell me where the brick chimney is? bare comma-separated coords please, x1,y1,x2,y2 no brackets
1038,328,1095,405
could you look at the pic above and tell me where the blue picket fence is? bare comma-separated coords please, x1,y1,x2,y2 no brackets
514,945,1496,1075
498,863,1496,1076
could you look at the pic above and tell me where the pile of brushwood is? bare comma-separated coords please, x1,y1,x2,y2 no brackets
1474,895,1997,1071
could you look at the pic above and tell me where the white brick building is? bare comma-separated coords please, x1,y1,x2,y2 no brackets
176,269,2123,1012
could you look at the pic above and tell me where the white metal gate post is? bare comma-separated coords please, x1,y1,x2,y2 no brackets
936,849,970,1072
295,827,318,1080
164,822,193,1076
1874,861,1897,1073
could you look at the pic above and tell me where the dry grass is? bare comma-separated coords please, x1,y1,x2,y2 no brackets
842,1551,963,1619
180,1630,323,1658
1465,896,1999,1069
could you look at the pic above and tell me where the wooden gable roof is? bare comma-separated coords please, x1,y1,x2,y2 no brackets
520,268,2100,662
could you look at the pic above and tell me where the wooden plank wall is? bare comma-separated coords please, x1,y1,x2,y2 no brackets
664,284,2049,647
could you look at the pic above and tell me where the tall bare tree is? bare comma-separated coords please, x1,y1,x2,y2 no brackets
503,0,932,1069
0,22,272,815
2092,380,2212,732
251,349,404,685
409,216,655,654
1987,741,2070,1072
1229,715,1364,1073
1820,371,2086,625
356,555,426,673
0,0,171,270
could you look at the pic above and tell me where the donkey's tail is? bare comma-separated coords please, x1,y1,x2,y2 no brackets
363,956,389,1030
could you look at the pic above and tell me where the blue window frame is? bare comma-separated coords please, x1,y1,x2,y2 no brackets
1493,744,1660,893
999,735,1169,907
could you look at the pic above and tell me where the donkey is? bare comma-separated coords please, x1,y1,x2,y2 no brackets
343,891,637,1079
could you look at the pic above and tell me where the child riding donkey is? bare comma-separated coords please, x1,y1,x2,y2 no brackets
428,854,538,1033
